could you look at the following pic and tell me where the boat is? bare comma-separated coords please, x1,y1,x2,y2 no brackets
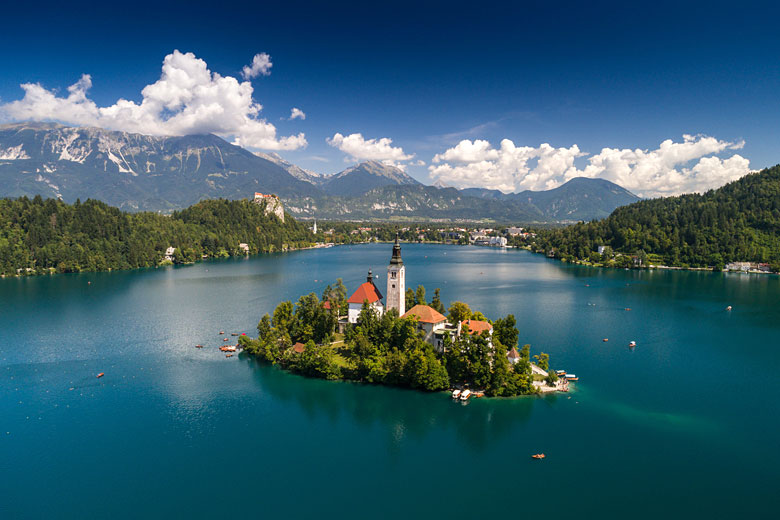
726,306,732,311
225,353,234,358
195,344,203,348
231,333,239,336
223,337,229,341
460,389,472,401
629,341,637,347
96,372,104,378
603,338,609,342
556,370,566,377
451,389,461,399
219,331,225,335
531,454,546,460
565,374,578,381
625,308,631,311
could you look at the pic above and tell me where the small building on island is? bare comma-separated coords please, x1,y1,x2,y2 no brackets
347,270,384,324
402,304,448,347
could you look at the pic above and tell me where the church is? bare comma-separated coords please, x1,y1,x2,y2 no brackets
346,236,405,323
343,236,492,353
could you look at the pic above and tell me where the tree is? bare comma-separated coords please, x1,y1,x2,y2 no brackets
430,288,445,313
534,352,550,371
257,313,272,340
414,285,426,306
405,288,416,310
448,301,472,324
273,301,294,342
493,314,518,348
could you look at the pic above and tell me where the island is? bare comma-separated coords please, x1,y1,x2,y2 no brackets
240,237,567,397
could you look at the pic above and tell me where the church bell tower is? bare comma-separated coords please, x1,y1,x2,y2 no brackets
387,234,405,316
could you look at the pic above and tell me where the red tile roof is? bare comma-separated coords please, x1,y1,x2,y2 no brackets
461,319,493,335
347,282,383,304
402,304,447,324
292,342,306,353
323,300,332,309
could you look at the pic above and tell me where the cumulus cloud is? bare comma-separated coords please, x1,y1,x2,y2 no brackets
289,107,306,120
241,53,272,79
327,132,414,167
0,50,305,150
429,135,750,197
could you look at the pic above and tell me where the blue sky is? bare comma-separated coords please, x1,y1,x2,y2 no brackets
1,0,779,196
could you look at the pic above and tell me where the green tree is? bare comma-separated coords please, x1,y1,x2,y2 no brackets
493,314,518,348
448,301,472,324
414,285,426,306
405,288,416,310
430,288,445,313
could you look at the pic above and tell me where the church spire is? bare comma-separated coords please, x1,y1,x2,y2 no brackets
390,233,403,265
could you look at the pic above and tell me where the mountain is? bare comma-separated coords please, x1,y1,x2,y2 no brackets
284,178,639,221
255,151,322,184
518,177,640,220
284,184,542,221
0,123,639,221
0,123,320,211
533,165,780,269
319,161,421,197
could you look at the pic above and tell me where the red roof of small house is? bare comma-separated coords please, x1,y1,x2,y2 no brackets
402,305,447,324
461,319,493,335
347,282,383,304
507,346,520,359
323,300,332,309
292,342,306,353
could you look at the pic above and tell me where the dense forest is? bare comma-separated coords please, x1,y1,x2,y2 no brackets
241,284,558,397
0,196,313,275
531,165,780,270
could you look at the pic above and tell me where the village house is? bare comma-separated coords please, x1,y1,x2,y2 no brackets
459,319,493,346
507,346,521,364
402,304,448,350
164,246,175,261
239,243,250,254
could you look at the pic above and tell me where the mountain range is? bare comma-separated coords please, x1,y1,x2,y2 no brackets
0,123,640,221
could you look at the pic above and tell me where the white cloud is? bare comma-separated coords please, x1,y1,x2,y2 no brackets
327,132,414,167
241,53,272,79
0,50,305,151
429,135,750,197
289,107,305,120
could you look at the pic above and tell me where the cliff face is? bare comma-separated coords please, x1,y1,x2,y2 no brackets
255,196,285,222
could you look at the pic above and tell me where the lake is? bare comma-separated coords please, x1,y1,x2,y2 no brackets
1,243,779,518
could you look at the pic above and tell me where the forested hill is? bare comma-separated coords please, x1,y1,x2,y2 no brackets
0,196,313,276
532,165,780,270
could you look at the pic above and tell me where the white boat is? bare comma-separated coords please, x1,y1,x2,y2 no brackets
451,389,461,399
564,374,578,381
460,389,472,401
629,341,637,347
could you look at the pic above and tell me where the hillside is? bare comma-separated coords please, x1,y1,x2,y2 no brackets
461,177,640,220
0,123,640,221
532,165,780,269
283,179,638,222
0,123,320,211
0,196,312,275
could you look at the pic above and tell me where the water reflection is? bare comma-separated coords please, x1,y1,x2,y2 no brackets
244,355,540,452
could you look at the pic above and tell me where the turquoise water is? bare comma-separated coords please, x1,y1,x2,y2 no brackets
1,244,779,518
